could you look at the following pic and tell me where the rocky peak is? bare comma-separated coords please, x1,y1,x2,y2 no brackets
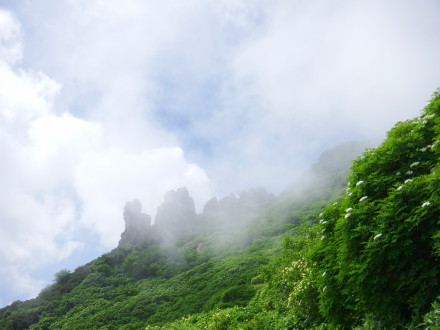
118,199,151,247
154,187,196,228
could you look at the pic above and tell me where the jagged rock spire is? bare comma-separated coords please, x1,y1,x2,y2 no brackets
118,199,151,247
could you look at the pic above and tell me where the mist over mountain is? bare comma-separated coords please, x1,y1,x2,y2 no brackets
1,0,440,308
1,0,440,327
284,140,377,198
1,90,438,329
115,141,368,252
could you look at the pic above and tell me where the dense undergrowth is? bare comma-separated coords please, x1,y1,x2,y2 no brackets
1,90,439,329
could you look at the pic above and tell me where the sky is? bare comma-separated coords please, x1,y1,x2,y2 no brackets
0,0,439,307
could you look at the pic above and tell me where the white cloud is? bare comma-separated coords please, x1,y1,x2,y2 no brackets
0,62,60,134
0,9,22,65
207,0,440,192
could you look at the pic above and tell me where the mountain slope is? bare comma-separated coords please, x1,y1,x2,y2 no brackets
0,141,366,329
149,89,440,329
1,89,439,329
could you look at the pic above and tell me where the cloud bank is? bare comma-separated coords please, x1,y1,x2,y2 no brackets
0,0,439,306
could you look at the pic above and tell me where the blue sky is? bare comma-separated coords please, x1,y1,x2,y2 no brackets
0,0,439,307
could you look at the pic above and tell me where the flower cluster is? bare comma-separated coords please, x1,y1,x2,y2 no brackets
422,201,431,208
373,233,382,240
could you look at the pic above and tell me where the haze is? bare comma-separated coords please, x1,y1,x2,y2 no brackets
0,0,439,307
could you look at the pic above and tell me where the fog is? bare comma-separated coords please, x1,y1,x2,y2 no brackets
0,0,439,307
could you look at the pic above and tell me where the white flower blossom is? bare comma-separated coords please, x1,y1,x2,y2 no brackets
321,221,327,224
373,233,382,240
345,213,351,219
396,172,401,176
347,182,351,186
321,236,325,240
406,170,413,175
346,208,352,213
397,186,403,191
319,213,324,217
359,196,368,202
422,201,430,207
404,179,412,184
348,192,353,196
333,202,338,206
410,162,420,168
322,271,326,277
356,181,364,187
420,147,427,152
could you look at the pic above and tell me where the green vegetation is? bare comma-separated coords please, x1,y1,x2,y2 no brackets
1,90,439,329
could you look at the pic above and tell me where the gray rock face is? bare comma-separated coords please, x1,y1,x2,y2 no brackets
118,199,151,247
154,187,196,228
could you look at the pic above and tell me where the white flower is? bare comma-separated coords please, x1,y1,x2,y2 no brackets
410,162,420,168
406,170,413,175
420,147,427,152
422,201,430,208
321,229,325,233
319,213,324,217
323,286,327,292
322,271,326,277
345,213,351,219
397,186,403,191
321,236,325,240
396,172,401,176
359,196,368,202
347,182,351,186
356,181,364,187
404,179,413,184
346,208,352,212
333,202,338,206
348,192,353,196
373,233,382,240
321,221,327,224
346,188,351,193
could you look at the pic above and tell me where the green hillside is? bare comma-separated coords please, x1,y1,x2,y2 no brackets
1,90,439,329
